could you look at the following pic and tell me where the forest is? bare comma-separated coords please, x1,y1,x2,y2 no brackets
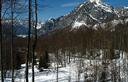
0,0,128,82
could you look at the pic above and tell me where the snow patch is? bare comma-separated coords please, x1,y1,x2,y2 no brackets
17,35,27,38
36,23,43,29
112,19,123,25
89,14,99,22
89,0,101,4
94,2,112,13
125,18,128,23
79,4,84,8
89,0,113,13
73,21,87,28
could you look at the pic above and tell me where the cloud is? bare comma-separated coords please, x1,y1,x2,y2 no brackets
61,2,80,7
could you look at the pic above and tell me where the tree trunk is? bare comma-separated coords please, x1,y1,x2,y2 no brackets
10,0,14,81
32,0,38,82
0,0,4,81
26,0,32,82
56,51,59,82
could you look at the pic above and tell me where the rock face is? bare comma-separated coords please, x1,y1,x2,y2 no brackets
39,0,128,34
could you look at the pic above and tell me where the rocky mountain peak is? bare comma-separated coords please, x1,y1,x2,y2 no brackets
38,0,128,35
89,0,102,4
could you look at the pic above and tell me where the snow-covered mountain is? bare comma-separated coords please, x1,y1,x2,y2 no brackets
4,0,127,36
39,0,128,34
2,20,28,36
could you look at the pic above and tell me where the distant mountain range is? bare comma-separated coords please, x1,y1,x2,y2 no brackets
2,20,44,37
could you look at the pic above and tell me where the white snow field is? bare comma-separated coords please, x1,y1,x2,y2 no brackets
1,51,128,82
2,63,85,82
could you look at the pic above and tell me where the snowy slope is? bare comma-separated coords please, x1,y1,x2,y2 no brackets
2,52,128,82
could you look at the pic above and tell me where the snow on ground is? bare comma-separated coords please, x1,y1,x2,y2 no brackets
3,67,69,82
2,62,85,82
17,35,28,38
1,51,128,82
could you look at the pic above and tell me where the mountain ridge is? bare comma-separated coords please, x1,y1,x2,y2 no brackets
38,0,128,35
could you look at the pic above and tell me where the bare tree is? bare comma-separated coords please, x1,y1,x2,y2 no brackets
25,0,32,82
10,0,14,81
0,0,4,81
32,0,38,81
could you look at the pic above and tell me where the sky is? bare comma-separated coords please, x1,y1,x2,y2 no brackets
38,0,128,21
